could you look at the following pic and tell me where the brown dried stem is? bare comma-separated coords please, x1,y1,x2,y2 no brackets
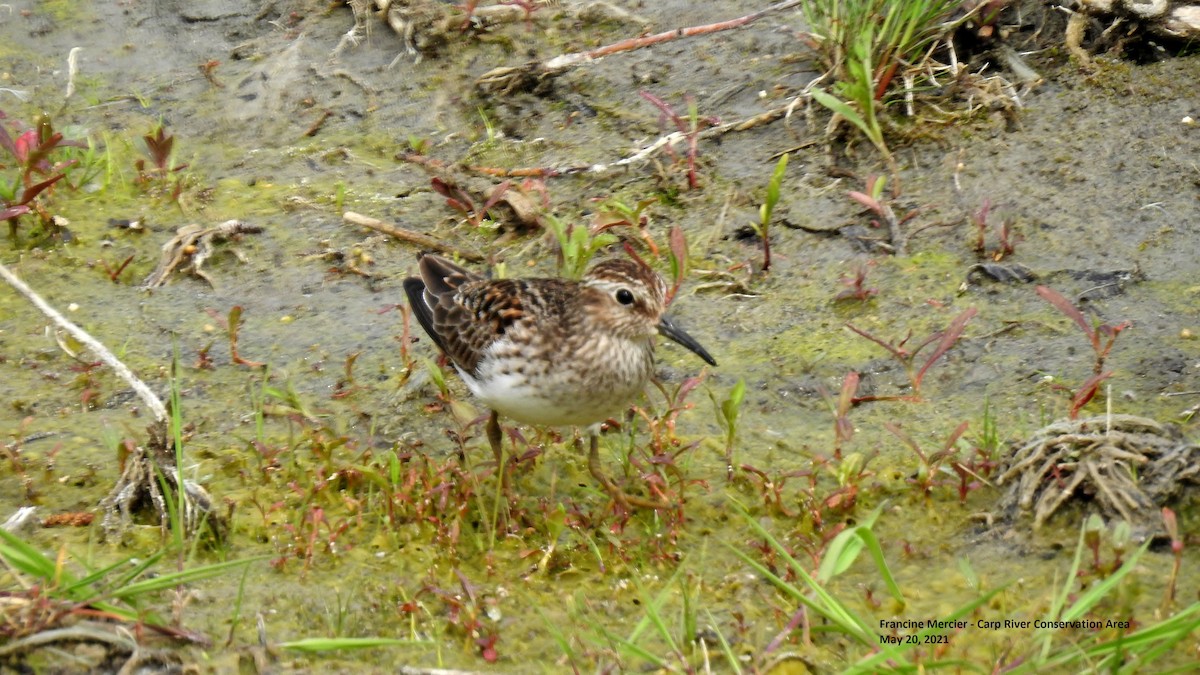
476,0,803,94
0,260,217,538
343,211,484,262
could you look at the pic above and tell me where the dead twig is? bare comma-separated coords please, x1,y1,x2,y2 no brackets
476,0,803,94
397,104,789,183
0,261,218,539
0,262,166,422
343,211,485,262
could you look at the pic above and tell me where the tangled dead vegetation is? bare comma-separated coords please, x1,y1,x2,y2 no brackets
98,421,222,541
140,220,262,289
996,414,1200,531
1066,0,1200,63
340,0,561,62
1071,0,1200,39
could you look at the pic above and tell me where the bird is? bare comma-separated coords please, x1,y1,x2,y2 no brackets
403,252,716,509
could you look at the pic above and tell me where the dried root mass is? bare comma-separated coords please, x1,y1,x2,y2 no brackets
996,414,1200,531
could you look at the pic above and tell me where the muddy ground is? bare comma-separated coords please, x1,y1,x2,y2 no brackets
1,0,1199,672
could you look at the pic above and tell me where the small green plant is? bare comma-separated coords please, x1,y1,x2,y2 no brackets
406,134,431,155
1024,518,1200,672
545,214,618,279
808,31,887,161
592,194,660,254
728,499,999,671
751,152,788,272
593,195,657,231
801,0,973,171
712,377,746,481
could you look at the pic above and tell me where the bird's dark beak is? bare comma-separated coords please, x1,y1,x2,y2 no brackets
657,316,717,366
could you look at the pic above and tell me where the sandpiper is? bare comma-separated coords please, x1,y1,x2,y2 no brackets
403,252,716,509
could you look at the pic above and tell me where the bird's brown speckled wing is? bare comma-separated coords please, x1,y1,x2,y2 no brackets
405,253,547,376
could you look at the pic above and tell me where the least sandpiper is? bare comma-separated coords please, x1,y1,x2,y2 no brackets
403,252,716,509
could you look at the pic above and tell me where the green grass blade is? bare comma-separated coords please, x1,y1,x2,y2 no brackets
0,526,67,582
1059,540,1151,623
702,608,743,675
279,637,421,652
854,525,904,606
809,88,869,136
109,555,269,601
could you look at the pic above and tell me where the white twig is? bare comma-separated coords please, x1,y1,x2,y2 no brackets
0,261,167,423
65,47,80,99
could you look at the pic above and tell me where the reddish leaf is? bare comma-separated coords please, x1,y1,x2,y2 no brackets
939,421,970,454
639,90,679,128
1036,285,1095,344
14,129,37,162
836,371,860,417
914,307,978,388
0,205,31,220
1069,371,1112,418
0,123,18,159
847,190,881,213
479,180,511,212
19,172,67,205
669,225,687,269
22,131,68,175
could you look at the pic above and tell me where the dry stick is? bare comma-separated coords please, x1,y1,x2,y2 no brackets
0,261,167,423
2,261,218,538
477,0,804,90
343,211,485,262
402,105,790,182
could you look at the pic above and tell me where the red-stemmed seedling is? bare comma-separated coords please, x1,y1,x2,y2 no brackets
0,112,81,238
430,177,512,228
834,261,878,303
886,421,969,500
1036,285,1129,418
1036,285,1130,375
970,198,1019,261
664,224,688,304
135,124,189,203
592,195,661,256
826,371,859,459
226,306,266,369
638,90,719,190
846,307,977,400
847,175,917,255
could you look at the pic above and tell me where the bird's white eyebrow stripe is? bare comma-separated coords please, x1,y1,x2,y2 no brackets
584,279,631,293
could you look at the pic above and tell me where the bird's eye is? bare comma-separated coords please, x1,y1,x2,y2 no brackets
616,289,635,305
